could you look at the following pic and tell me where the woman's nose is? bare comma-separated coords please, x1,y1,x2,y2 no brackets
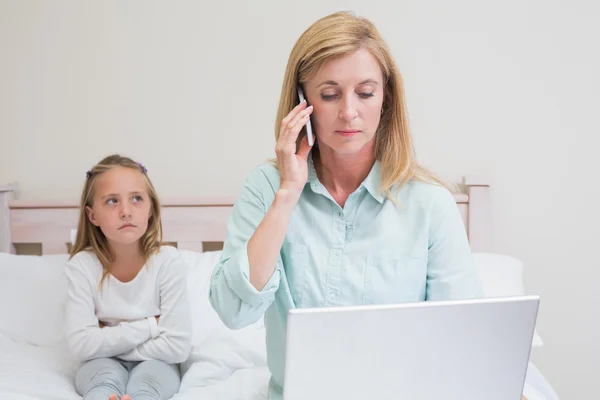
339,97,358,121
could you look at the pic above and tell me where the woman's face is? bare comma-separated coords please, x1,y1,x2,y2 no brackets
304,48,385,157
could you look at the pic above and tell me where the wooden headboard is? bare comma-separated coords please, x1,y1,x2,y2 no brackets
0,176,491,255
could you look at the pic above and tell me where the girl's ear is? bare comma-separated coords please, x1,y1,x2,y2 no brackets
86,206,100,227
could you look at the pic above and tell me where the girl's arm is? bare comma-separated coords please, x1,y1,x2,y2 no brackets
118,252,192,363
64,263,158,362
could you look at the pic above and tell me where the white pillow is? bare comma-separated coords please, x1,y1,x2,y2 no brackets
0,253,69,346
0,248,247,349
181,249,231,346
182,250,543,346
472,252,543,347
0,248,233,348
181,249,268,381
0,249,542,350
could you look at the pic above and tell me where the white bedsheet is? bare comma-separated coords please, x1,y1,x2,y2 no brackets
0,328,270,400
175,319,270,400
0,333,79,400
0,252,559,400
0,331,558,400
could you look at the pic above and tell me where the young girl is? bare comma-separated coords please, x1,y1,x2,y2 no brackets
65,155,192,400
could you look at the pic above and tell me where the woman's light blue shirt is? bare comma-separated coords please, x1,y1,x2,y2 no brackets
209,155,482,399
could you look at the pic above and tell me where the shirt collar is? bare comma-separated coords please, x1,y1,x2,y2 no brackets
307,152,384,203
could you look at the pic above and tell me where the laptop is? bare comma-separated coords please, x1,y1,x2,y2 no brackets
283,295,539,400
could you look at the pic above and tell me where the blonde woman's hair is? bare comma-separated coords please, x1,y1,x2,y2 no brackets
70,154,163,287
274,11,452,197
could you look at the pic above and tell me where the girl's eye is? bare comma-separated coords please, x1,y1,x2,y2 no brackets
106,198,117,205
133,195,143,203
358,93,375,99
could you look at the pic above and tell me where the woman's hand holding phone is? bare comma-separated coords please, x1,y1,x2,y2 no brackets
275,100,314,203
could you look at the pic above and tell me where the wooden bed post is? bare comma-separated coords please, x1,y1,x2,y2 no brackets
0,182,18,254
462,176,492,253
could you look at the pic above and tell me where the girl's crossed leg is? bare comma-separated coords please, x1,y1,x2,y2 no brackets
75,358,181,400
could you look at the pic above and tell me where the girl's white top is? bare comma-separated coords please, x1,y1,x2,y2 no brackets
65,245,192,364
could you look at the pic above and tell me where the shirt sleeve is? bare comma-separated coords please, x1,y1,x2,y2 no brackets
118,252,192,363
209,168,281,329
64,261,155,362
425,187,483,300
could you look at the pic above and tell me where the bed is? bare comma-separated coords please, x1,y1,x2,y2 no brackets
0,178,558,399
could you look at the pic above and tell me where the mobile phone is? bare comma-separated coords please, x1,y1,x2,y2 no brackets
297,85,314,146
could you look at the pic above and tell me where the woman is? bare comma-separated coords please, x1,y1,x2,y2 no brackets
209,11,531,400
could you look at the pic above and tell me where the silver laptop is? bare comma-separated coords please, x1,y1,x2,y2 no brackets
283,295,539,400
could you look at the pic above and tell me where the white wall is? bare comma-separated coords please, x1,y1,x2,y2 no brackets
1,0,598,397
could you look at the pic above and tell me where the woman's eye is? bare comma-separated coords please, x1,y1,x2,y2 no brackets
321,93,338,101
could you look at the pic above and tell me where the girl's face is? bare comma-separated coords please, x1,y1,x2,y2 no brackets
86,167,152,247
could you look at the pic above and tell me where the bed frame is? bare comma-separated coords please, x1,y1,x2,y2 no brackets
0,176,491,255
